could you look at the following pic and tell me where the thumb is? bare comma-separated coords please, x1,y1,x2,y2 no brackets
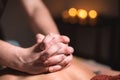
36,34,45,43
36,34,46,51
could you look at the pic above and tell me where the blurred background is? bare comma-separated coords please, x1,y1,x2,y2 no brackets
0,0,120,70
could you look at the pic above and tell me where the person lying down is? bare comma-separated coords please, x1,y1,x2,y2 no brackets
0,56,120,80
0,33,120,80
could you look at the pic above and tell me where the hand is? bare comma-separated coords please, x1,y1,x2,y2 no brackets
13,33,73,74
36,33,74,72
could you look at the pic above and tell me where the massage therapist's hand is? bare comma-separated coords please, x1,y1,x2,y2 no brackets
36,33,74,72
7,33,74,74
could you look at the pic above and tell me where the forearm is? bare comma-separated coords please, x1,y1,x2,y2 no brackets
19,0,60,35
0,40,23,68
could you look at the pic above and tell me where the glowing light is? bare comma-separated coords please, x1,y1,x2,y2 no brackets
89,10,97,19
68,8,77,17
62,10,69,19
77,9,87,19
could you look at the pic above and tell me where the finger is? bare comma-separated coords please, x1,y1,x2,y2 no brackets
43,33,55,49
59,54,73,67
40,66,50,73
36,34,45,43
43,33,70,50
50,33,70,44
56,43,74,55
48,65,62,72
65,46,74,55
44,54,66,66
60,35,70,44
42,42,72,58
48,55,73,73
38,34,54,51
42,43,74,58
39,44,60,61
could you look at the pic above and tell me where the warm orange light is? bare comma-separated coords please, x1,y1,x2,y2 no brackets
89,10,97,19
62,10,69,19
77,9,87,19
68,8,77,17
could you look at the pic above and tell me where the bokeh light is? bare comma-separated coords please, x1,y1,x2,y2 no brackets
68,8,77,17
62,10,69,19
77,9,87,19
88,10,97,19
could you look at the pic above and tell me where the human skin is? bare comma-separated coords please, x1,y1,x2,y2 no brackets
0,33,73,74
0,56,120,80
0,0,118,79
0,57,95,80
19,0,60,35
18,0,75,73
0,0,74,74
35,33,74,73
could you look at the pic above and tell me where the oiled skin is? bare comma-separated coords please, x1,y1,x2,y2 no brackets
0,57,95,80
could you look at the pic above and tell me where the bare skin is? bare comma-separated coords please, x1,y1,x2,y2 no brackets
1,0,120,78
0,57,120,80
0,0,74,75
19,0,60,35
0,33,73,74
0,57,95,80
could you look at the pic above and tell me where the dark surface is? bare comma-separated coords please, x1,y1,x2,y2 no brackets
55,16,120,70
